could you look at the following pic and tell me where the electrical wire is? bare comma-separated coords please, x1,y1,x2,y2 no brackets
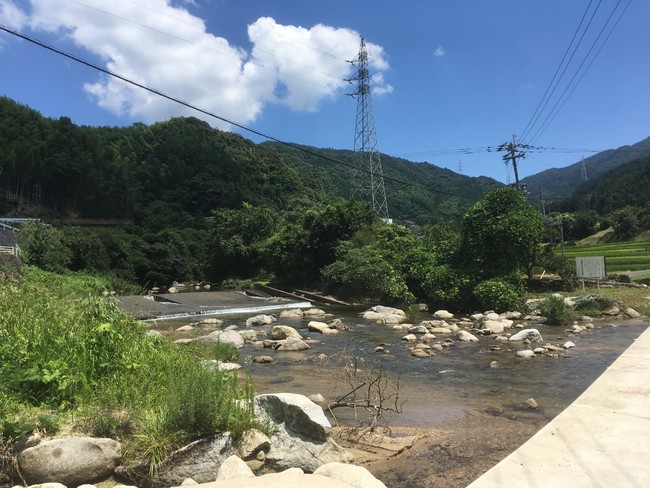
67,0,351,94
520,0,630,145
519,0,599,142
0,24,488,203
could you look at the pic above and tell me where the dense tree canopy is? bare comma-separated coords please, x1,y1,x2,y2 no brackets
460,187,544,279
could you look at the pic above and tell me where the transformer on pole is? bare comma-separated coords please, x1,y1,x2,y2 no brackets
348,37,390,221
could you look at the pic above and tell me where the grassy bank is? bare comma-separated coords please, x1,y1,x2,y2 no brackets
0,267,258,478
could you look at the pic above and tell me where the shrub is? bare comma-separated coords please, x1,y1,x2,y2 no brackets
540,294,575,325
420,264,471,309
322,247,414,306
472,278,523,312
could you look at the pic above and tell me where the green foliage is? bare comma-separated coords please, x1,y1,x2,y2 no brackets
209,204,279,280
610,206,640,238
0,267,258,475
322,245,414,306
460,187,544,279
271,199,378,285
540,294,575,325
472,278,523,312
420,264,471,309
17,222,72,272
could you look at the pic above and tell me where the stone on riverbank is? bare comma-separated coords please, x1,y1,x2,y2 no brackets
116,434,233,486
308,321,339,334
193,330,245,348
18,437,121,486
313,462,387,488
216,455,255,480
254,394,352,472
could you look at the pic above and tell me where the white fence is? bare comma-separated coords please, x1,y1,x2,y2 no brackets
0,245,20,256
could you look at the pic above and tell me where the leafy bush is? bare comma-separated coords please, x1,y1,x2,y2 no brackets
472,278,523,312
420,264,470,309
540,294,575,325
322,246,414,306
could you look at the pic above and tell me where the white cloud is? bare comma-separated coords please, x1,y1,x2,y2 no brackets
433,45,446,57
0,0,28,30
4,0,392,127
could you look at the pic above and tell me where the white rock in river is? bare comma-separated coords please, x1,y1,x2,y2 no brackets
516,350,536,359
456,330,479,342
509,328,544,343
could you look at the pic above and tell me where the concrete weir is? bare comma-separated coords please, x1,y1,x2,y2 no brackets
468,322,650,488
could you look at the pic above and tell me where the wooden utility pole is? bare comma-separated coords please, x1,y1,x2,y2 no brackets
498,135,529,194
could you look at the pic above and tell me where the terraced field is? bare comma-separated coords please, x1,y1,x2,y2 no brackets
560,240,650,272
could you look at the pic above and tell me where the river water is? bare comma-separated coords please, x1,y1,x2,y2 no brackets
144,297,649,430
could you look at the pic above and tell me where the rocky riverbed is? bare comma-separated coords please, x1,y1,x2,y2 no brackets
107,291,650,487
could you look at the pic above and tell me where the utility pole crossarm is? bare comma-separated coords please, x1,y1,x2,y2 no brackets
498,135,529,195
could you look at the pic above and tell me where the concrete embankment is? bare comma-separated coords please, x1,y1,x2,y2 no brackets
468,321,650,488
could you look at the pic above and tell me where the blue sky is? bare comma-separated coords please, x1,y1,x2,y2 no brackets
0,0,648,183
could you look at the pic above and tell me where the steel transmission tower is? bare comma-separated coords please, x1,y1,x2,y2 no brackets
581,157,589,181
348,37,390,221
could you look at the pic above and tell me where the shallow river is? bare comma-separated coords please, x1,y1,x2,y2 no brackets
148,300,648,429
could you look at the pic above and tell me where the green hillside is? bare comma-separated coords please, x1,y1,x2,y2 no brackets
0,96,499,225
521,136,650,200
262,142,501,224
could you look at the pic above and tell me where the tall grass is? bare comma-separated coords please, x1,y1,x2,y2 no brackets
0,266,258,474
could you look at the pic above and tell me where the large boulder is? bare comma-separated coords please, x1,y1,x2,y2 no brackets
456,330,479,342
18,436,121,486
433,310,454,319
254,393,331,441
482,320,505,334
116,434,233,486
254,394,353,473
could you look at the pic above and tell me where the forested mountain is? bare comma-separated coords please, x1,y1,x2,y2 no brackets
0,96,500,225
520,136,650,200
557,157,650,214
261,142,501,224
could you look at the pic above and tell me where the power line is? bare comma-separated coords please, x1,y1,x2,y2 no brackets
67,0,352,94
529,0,632,144
0,24,485,204
528,0,629,144
520,0,630,144
520,0,599,142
